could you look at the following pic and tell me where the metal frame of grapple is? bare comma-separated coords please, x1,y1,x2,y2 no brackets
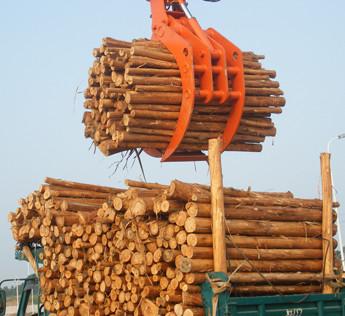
146,0,245,162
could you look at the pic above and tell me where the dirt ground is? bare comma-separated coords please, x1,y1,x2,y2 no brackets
5,300,37,316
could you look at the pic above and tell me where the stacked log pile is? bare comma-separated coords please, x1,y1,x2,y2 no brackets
8,178,341,316
83,38,285,156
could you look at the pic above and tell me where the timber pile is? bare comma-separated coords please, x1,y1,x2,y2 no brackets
83,38,285,156
8,177,341,316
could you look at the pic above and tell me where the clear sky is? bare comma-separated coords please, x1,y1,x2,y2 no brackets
0,0,344,281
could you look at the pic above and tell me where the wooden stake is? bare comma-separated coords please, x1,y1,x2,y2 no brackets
208,138,227,273
320,152,334,294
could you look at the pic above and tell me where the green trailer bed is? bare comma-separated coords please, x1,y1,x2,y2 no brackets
202,273,345,316
227,292,345,316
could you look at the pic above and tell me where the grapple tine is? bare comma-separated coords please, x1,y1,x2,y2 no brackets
207,28,245,152
151,0,196,162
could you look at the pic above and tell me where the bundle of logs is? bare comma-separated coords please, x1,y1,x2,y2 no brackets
8,177,341,316
83,38,286,157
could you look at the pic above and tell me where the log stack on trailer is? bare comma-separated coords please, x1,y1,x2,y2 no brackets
83,38,285,156
8,177,342,316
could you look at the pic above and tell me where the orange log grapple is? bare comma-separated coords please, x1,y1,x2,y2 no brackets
145,0,245,162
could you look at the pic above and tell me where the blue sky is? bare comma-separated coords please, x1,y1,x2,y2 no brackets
0,0,344,280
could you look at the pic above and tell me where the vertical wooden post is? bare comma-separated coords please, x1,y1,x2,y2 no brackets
320,152,334,294
208,138,227,273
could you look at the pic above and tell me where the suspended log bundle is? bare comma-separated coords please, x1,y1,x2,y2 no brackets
8,177,341,316
83,38,286,157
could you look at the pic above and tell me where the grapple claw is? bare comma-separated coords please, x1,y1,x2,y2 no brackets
148,0,245,162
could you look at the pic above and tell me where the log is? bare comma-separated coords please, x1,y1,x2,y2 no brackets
43,188,110,200
186,234,327,249
22,245,39,276
232,285,322,295
186,203,326,222
208,138,227,273
181,245,322,260
177,258,323,273
184,217,330,237
185,272,323,285
167,180,327,207
45,177,124,194
141,299,159,316
182,307,205,316
320,152,334,294
125,179,168,190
